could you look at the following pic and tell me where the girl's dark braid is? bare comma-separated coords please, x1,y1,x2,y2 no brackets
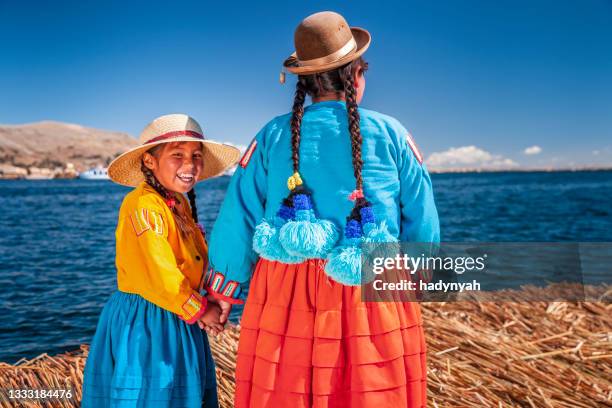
187,188,198,223
290,79,307,173
340,64,364,191
141,162,172,200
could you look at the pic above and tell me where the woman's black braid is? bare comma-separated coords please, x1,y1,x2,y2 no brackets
340,64,364,191
291,57,368,192
290,80,307,173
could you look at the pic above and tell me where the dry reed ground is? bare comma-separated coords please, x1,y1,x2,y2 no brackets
1,284,609,407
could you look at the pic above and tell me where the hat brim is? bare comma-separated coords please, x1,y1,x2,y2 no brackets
107,136,241,187
283,27,371,75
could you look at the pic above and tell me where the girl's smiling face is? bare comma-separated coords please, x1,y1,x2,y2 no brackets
142,141,204,193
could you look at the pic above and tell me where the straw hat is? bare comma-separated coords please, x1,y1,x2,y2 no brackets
108,114,241,187
282,11,371,77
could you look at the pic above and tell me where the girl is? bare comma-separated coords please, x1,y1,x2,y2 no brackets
82,114,240,407
207,11,440,408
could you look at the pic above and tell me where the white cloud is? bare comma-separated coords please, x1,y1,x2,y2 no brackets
223,141,247,153
523,145,542,155
220,142,247,176
592,150,600,156
426,145,518,170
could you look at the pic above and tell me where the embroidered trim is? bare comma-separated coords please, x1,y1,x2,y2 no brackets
239,140,257,168
204,270,243,303
150,210,164,235
211,272,225,293
129,209,150,236
129,208,164,236
222,281,239,298
406,131,423,165
180,293,207,324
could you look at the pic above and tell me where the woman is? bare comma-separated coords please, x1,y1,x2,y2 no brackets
205,11,439,407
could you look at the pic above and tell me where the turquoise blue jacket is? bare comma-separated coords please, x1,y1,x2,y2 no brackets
206,100,439,303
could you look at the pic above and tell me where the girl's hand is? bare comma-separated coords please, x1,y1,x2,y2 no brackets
197,319,224,336
204,322,224,336
197,302,224,335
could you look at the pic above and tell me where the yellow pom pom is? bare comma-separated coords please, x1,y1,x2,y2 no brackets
293,172,303,186
287,172,303,191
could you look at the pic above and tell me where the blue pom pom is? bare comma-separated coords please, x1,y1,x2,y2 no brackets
253,219,303,263
292,194,312,210
277,205,295,220
317,219,340,254
253,219,275,254
345,219,362,239
363,220,397,243
361,221,400,267
324,244,363,286
279,217,339,258
360,206,376,224
294,209,315,222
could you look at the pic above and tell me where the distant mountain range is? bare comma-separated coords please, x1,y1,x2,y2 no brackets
0,121,609,179
0,121,138,173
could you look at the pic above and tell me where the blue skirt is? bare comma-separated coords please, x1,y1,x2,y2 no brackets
82,291,218,407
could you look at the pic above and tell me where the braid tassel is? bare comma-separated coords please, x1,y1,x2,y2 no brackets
324,195,398,286
253,173,339,262
278,185,338,259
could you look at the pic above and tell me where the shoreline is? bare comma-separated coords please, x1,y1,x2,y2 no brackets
2,167,612,181
1,283,609,407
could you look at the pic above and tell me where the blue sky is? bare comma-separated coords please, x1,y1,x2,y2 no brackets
1,0,610,169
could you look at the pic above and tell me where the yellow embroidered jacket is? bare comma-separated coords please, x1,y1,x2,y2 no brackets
115,182,208,324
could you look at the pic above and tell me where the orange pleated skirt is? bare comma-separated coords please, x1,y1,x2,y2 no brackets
234,258,427,408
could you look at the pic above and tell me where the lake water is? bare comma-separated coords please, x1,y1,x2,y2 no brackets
1,171,611,362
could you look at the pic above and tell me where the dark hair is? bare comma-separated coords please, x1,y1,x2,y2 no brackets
289,57,368,190
140,144,200,236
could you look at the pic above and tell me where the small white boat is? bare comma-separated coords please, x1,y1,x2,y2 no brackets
79,167,110,180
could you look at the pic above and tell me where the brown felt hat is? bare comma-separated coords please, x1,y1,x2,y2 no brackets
282,11,371,77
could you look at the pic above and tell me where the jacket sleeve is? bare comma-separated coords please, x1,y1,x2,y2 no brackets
123,199,208,323
206,128,268,304
394,124,440,244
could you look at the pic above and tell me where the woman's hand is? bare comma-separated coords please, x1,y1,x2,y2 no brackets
206,294,233,325
217,299,233,325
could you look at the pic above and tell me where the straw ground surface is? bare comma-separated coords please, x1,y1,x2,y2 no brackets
0,284,609,407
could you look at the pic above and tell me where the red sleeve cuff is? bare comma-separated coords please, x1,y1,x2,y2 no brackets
204,269,244,304
206,287,245,305
179,294,208,324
